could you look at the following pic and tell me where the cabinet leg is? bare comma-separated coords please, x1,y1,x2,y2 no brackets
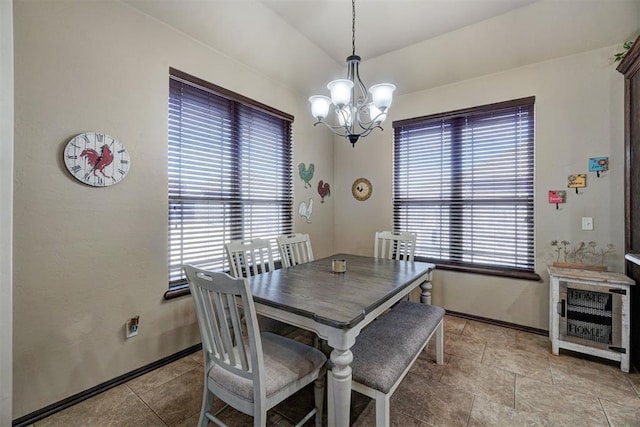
621,355,630,373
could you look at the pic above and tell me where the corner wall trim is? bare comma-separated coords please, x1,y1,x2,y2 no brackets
12,344,202,427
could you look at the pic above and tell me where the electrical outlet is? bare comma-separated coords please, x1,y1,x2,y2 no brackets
582,217,594,231
126,316,139,338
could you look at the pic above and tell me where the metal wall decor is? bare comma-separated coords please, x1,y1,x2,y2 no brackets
352,177,372,201
317,180,331,203
298,162,314,188
568,174,587,194
549,190,567,210
589,157,609,178
298,199,313,223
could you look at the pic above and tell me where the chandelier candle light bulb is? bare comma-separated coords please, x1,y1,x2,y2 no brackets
309,95,331,121
328,79,354,107
369,83,395,110
308,0,396,147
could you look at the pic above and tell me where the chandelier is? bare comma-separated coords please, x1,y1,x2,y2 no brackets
308,0,396,147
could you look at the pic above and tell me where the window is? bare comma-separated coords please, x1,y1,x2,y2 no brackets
167,68,293,294
393,97,537,280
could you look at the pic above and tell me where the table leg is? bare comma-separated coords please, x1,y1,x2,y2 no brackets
328,347,353,427
420,271,432,305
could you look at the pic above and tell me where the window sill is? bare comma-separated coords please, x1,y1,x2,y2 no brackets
164,283,190,300
417,259,542,282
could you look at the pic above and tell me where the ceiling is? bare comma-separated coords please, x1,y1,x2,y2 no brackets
123,0,640,96
262,0,538,63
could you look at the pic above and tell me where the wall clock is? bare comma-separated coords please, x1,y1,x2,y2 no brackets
63,132,130,187
352,177,372,201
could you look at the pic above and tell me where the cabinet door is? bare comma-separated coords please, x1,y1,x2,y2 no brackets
629,70,640,252
558,281,621,350
617,34,640,368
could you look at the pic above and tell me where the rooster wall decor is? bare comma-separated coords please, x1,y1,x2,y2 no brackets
298,199,313,223
298,162,315,188
63,132,130,187
317,180,330,203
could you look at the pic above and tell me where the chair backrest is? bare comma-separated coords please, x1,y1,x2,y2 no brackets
374,231,417,261
225,239,276,278
276,233,314,268
183,265,266,402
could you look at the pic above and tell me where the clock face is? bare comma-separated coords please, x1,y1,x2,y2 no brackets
352,177,372,201
63,132,130,187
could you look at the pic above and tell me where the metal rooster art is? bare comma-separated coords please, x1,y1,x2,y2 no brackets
317,180,330,203
298,162,315,188
298,199,313,223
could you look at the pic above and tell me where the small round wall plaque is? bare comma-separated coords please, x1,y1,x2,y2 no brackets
352,177,372,201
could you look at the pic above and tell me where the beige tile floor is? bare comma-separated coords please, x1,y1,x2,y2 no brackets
33,315,640,426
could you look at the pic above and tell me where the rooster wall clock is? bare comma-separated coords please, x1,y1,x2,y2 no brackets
63,132,130,187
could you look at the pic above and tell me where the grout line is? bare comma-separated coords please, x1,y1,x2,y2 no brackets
623,375,640,400
598,397,613,427
549,362,557,386
124,383,170,427
465,395,475,427
513,374,518,410
479,340,488,364
435,353,450,384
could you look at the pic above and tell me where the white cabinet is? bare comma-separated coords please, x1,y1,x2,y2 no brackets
548,266,635,372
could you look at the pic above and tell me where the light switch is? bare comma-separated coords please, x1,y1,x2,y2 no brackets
582,217,594,230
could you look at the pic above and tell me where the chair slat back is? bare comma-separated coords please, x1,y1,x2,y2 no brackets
225,239,276,278
277,233,314,268
184,265,264,387
374,231,417,261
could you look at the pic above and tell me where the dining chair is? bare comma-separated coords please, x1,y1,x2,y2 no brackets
225,239,276,278
184,265,326,427
374,231,417,261
225,238,296,336
276,233,314,268
276,233,326,350
374,231,418,305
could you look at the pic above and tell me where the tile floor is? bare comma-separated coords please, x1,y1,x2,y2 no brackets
32,315,640,426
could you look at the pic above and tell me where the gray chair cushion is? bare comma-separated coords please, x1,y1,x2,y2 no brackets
350,301,445,393
209,332,327,402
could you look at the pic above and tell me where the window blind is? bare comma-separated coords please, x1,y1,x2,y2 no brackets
393,97,535,275
168,70,293,286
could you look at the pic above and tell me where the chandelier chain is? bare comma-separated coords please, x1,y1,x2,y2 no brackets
352,0,356,56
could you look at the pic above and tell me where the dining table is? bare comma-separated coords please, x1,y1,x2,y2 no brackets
247,253,436,427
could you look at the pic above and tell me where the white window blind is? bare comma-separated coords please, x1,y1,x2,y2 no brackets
393,97,535,277
168,69,293,287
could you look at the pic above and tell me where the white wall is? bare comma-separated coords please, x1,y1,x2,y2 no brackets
1,1,14,423
12,0,332,417
334,47,625,330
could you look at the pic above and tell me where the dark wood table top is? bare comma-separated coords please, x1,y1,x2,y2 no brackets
248,254,435,329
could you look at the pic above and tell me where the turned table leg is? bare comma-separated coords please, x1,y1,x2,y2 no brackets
327,347,353,427
420,271,433,305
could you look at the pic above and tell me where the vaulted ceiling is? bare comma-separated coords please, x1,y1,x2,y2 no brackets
123,0,640,96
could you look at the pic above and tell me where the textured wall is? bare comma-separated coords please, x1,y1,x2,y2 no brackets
12,0,332,417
